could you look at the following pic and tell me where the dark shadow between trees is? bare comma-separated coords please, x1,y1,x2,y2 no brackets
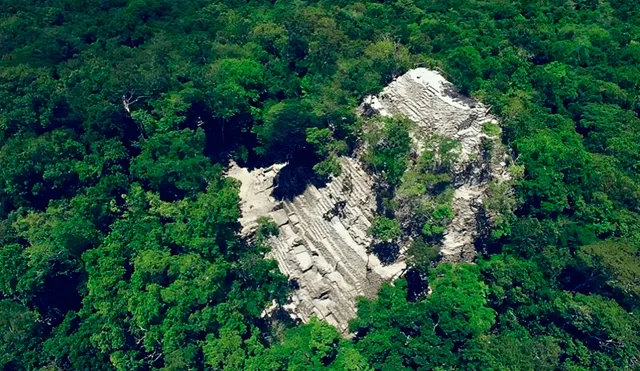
369,241,401,266
405,268,429,302
31,274,83,327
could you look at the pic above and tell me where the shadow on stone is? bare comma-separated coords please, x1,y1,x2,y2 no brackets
370,241,400,266
441,80,477,107
270,305,300,326
474,203,494,256
256,304,301,345
272,163,328,201
372,177,396,218
288,278,300,291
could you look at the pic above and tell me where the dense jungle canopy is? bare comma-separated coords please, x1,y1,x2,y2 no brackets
1,0,639,370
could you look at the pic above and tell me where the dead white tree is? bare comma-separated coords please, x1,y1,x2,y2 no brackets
122,92,149,139
121,92,148,114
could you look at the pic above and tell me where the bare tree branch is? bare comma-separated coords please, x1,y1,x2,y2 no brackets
122,92,148,114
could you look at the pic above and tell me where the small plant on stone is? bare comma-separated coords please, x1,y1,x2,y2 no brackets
369,216,402,242
482,121,501,137
256,216,279,241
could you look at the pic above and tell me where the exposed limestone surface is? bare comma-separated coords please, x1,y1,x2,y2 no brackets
227,163,286,235
228,158,405,333
362,68,512,261
228,68,513,332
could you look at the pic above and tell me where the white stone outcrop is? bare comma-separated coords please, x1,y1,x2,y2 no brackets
362,68,511,261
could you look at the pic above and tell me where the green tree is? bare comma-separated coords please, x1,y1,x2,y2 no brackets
368,217,401,241
427,263,496,342
0,130,85,209
464,333,562,371
0,300,43,371
247,317,372,371
576,241,640,309
351,263,496,369
130,128,215,199
446,46,483,94
204,58,265,120
363,117,412,187
253,100,318,161
306,127,348,178
554,293,640,366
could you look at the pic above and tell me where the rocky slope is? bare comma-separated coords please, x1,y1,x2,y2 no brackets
228,158,404,333
228,68,512,332
362,68,512,261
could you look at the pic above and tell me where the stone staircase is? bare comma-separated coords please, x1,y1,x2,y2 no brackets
234,156,392,333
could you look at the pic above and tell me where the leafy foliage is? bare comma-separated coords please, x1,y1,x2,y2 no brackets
368,217,401,242
1,0,640,369
363,117,412,187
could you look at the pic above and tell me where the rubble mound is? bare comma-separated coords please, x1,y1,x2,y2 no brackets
228,68,512,332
